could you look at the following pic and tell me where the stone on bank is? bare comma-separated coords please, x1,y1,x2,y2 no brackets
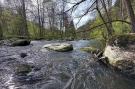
103,34,135,77
12,39,31,46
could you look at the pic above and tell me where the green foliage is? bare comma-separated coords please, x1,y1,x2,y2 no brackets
113,22,131,35
88,17,108,41
27,21,40,39
80,47,98,53
2,10,24,37
1,9,76,40
77,4,132,42
109,33,135,45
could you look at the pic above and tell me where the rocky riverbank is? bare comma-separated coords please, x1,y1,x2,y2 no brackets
103,34,135,77
0,39,31,46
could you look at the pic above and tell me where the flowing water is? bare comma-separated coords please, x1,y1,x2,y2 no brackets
0,40,135,89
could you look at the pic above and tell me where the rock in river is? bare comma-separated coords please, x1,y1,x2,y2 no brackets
43,43,73,52
80,46,99,53
103,34,135,77
20,53,27,58
15,64,32,75
12,39,31,46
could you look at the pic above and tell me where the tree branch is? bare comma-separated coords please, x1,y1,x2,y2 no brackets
76,20,131,33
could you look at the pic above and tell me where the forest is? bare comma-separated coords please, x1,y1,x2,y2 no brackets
0,0,135,89
0,0,135,40
0,0,76,40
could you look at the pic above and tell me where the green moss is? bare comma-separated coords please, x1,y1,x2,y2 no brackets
12,39,31,46
55,46,73,52
80,46,99,53
15,64,32,75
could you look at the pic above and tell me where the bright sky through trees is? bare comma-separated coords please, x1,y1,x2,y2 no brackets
0,0,116,28
68,0,116,28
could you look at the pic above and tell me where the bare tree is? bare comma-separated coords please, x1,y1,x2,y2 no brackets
48,2,56,35
124,0,135,32
21,0,29,37
100,0,114,35
0,3,3,40
4,0,29,37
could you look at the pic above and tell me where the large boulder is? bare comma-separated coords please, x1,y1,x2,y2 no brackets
43,43,73,52
104,34,135,77
12,39,31,46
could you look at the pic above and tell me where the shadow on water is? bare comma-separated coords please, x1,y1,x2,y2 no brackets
0,40,135,89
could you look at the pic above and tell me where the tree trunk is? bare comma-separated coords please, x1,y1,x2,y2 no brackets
124,0,135,32
96,0,112,37
37,0,42,37
0,23,3,40
0,5,3,40
101,0,114,34
20,0,29,37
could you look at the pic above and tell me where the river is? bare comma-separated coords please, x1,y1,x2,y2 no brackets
0,40,135,89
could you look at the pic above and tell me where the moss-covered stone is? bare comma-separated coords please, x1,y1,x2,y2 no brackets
104,33,135,77
80,46,99,53
115,60,134,71
15,64,32,75
43,43,73,52
104,45,135,77
12,39,31,46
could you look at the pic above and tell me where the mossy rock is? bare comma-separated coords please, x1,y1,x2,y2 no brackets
15,64,32,75
55,46,73,52
43,43,73,52
12,39,31,46
0,38,20,46
115,60,134,71
104,45,135,77
80,46,99,53
108,33,135,47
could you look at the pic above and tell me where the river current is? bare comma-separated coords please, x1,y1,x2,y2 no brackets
0,40,135,89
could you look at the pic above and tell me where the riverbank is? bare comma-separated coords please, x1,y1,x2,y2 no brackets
103,33,135,77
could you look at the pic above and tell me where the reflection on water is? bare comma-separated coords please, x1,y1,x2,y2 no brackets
0,40,135,89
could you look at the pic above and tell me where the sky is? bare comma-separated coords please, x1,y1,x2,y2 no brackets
0,0,116,28
0,0,91,28
68,0,116,28
68,0,96,28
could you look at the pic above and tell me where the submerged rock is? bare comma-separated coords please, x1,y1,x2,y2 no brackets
0,40,12,46
15,64,32,75
104,34,135,77
20,53,27,58
12,39,31,46
80,46,99,53
43,43,73,52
